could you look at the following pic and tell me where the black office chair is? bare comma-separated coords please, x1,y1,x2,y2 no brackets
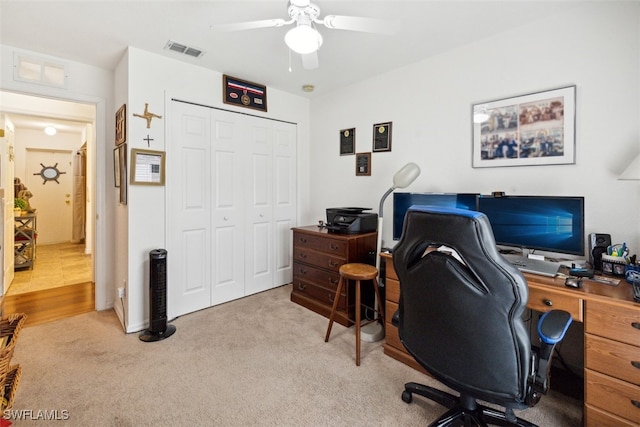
393,206,572,427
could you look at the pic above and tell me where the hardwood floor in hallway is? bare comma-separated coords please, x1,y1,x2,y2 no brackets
4,242,94,327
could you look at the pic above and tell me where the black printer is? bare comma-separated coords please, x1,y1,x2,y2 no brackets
325,207,378,234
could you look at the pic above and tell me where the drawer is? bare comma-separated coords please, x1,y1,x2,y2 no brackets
292,277,346,310
293,232,347,256
386,277,400,304
585,300,640,347
293,247,346,272
586,334,640,386
385,258,398,281
527,285,583,321
585,404,639,427
293,262,340,290
585,369,640,424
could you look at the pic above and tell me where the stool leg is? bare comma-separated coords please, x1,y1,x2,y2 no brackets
373,277,385,323
324,276,344,342
355,279,361,366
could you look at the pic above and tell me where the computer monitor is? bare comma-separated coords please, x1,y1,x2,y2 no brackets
477,195,585,256
393,193,479,240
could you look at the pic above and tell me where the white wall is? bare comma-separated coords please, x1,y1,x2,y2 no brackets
0,45,115,310
118,47,311,332
309,2,640,256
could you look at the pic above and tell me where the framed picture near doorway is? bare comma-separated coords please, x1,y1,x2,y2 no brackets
114,143,127,204
115,104,126,146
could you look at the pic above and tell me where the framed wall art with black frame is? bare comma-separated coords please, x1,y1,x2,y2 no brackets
340,128,355,155
372,122,392,152
223,74,267,112
472,85,576,168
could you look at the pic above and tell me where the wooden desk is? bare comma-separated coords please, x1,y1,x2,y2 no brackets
380,252,640,427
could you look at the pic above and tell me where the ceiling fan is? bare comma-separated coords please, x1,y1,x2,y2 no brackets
210,0,398,70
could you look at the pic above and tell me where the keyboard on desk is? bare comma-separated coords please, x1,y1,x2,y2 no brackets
503,254,560,277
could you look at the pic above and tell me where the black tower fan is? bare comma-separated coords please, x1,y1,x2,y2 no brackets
139,249,176,342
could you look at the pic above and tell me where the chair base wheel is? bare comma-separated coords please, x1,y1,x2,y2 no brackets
401,390,413,403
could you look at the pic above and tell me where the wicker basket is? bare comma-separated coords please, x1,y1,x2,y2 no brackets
0,314,27,389
1,365,21,413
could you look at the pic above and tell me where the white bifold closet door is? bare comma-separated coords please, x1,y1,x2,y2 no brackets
168,100,296,319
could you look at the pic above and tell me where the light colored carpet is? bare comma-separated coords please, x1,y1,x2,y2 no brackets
11,284,582,426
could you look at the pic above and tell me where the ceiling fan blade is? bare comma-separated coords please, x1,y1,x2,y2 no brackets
210,18,288,32
321,15,399,35
301,52,319,70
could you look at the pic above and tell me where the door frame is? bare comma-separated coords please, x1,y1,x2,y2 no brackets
0,89,106,310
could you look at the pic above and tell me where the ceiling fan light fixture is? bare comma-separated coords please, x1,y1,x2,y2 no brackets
285,24,323,54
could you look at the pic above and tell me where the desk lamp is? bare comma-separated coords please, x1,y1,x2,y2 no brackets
361,162,421,342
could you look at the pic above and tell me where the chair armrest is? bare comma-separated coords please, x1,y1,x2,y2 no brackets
537,310,572,360
529,310,572,399
391,310,400,327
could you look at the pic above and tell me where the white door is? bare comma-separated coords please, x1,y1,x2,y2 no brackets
211,109,245,305
244,116,274,296
24,148,74,244
167,102,212,318
272,121,296,286
168,100,296,317
1,117,14,292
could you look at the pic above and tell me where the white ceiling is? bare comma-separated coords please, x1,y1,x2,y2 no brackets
0,0,583,99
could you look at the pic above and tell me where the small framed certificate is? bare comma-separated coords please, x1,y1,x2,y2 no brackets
355,152,371,176
130,148,165,185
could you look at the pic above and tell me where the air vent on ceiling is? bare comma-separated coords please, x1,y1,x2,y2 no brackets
164,41,204,58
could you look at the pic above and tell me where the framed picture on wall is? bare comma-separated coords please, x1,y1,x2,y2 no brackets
115,104,126,146
372,122,392,152
472,85,576,168
115,143,127,204
355,152,371,176
340,128,355,155
130,148,165,186
223,74,267,112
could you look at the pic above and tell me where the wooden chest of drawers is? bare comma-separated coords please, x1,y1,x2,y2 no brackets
584,300,640,426
290,226,377,327
381,253,428,374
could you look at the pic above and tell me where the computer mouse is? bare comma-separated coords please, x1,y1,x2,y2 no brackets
564,277,582,288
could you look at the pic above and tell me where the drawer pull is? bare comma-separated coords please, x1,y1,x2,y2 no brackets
298,253,307,259
298,268,308,275
329,243,339,251
328,260,339,268
328,293,335,302
297,283,306,291
632,361,640,370
299,237,308,244
632,400,640,409
329,278,338,285
543,299,553,307
633,322,640,330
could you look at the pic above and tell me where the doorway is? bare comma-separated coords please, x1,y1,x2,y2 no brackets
1,92,96,325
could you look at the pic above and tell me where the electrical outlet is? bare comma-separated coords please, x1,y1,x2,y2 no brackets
117,287,125,298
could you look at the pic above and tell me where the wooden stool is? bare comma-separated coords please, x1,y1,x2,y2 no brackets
324,263,385,366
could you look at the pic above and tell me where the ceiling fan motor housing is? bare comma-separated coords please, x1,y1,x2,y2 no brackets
288,1,321,23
